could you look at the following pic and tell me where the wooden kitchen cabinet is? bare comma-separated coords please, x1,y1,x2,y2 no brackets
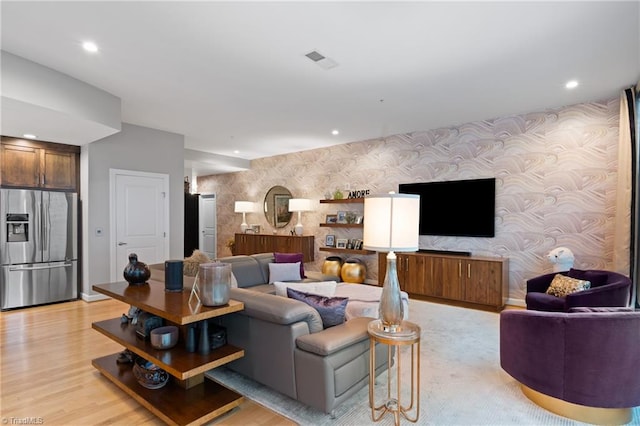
1,136,80,191
234,233,314,262
378,251,508,311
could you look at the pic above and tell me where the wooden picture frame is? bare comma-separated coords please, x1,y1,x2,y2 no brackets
325,214,338,224
336,211,347,224
325,234,335,247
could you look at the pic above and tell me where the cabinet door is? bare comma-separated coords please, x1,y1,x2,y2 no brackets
401,254,429,295
434,257,464,300
234,233,251,255
42,149,77,190
463,260,502,306
1,144,41,187
258,235,276,253
285,236,314,262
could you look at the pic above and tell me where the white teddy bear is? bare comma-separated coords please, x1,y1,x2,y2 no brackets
546,247,575,272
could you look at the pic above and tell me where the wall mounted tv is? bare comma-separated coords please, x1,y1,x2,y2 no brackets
398,178,496,237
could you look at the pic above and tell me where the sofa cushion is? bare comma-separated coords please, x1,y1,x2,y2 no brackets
275,252,305,278
268,262,302,283
568,268,608,288
545,274,591,297
229,288,324,333
526,292,566,311
219,255,266,288
250,253,275,283
274,281,337,298
287,288,348,328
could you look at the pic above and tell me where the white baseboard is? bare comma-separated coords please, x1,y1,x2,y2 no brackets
81,292,110,303
506,297,526,308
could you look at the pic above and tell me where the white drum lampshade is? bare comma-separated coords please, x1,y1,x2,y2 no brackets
234,201,255,233
288,198,314,236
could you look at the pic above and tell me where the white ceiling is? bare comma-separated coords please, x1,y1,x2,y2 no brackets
1,1,639,175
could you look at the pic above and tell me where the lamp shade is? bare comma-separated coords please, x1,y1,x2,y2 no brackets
363,193,420,252
288,198,314,212
234,201,254,213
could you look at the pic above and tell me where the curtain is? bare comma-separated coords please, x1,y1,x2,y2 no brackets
614,87,638,307
633,85,639,308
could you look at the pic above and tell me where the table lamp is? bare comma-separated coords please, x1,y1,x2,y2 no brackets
288,198,314,236
234,201,254,233
363,192,420,332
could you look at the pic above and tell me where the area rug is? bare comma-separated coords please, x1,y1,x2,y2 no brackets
207,300,640,425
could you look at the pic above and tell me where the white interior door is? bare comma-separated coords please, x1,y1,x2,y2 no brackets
110,170,169,282
199,194,216,259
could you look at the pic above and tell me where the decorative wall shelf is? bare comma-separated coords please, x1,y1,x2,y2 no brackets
320,198,365,204
319,247,374,255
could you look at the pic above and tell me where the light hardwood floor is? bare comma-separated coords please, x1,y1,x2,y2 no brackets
0,299,295,425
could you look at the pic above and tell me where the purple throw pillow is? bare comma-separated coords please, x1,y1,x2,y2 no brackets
286,288,348,328
275,252,305,278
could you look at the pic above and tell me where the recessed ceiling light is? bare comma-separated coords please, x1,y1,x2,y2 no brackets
23,134,37,139
82,41,99,53
233,150,240,154
332,130,339,136
565,80,579,89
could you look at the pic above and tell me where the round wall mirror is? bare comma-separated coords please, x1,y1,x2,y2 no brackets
264,186,293,228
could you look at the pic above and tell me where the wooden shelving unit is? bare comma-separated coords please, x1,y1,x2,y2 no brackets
92,280,245,426
320,197,373,255
320,247,374,255
320,223,363,228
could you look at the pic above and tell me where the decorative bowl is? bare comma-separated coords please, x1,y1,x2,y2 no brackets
150,325,179,350
132,357,169,389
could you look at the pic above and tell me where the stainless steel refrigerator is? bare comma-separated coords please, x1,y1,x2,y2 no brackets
1,189,78,310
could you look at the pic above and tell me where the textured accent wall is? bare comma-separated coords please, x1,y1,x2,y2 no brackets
198,98,627,304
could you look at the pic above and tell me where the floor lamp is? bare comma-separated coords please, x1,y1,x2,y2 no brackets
363,192,420,332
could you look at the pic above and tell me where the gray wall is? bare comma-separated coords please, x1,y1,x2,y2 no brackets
81,123,184,300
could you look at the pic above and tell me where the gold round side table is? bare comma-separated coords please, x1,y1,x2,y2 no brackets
368,319,420,425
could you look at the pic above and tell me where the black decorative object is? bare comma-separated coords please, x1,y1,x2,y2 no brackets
164,260,184,292
123,253,151,286
199,320,210,355
209,325,227,350
185,325,196,352
134,312,164,340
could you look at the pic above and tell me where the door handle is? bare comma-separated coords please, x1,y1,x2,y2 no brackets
118,242,127,246
10,263,72,271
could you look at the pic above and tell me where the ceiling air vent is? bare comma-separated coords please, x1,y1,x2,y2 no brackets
305,50,338,70
305,51,325,62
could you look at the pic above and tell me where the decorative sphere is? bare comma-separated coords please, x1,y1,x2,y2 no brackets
341,259,366,284
322,256,343,278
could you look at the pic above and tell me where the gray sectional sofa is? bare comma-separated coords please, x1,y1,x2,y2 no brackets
150,253,390,416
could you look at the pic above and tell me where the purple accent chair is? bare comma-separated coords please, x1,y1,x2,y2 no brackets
500,308,640,409
525,269,632,312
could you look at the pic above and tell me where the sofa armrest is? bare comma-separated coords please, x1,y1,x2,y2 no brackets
526,272,558,293
295,317,374,356
564,281,631,309
229,288,324,333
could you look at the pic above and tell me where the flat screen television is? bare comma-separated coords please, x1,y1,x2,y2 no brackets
398,178,496,237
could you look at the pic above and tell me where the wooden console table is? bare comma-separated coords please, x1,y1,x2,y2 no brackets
92,280,245,426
